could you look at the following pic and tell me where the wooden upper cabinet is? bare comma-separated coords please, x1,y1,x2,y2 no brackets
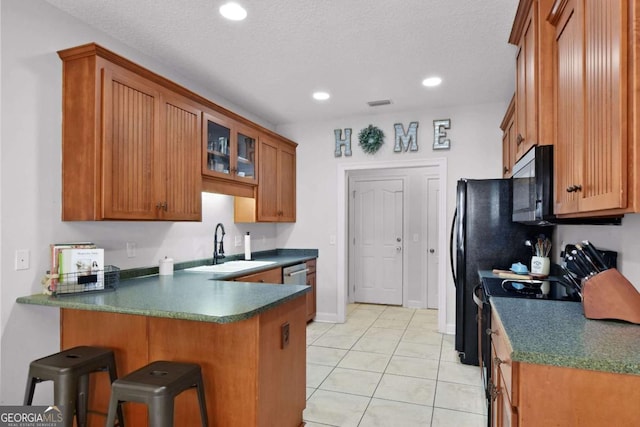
202,110,258,194
234,135,297,223
258,136,296,222
510,0,555,162
500,95,516,178
161,94,202,220
59,44,202,221
549,0,628,215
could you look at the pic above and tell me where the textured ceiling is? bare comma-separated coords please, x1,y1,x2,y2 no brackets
44,0,519,126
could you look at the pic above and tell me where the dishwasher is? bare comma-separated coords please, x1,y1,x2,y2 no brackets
283,263,309,286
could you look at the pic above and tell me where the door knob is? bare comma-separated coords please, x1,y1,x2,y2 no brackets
396,237,401,242
396,246,402,252
429,249,435,253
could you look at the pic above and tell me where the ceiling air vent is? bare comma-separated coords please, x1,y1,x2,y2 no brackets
367,99,392,107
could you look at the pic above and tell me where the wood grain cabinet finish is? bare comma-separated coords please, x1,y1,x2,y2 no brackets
234,267,283,284
489,308,640,427
500,95,516,178
235,135,297,222
509,0,555,162
549,0,630,216
306,259,317,322
59,44,202,221
201,110,259,198
60,296,307,426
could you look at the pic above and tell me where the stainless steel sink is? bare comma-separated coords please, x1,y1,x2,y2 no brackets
184,260,276,274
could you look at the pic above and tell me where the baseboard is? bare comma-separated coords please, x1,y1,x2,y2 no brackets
313,312,341,323
445,322,455,335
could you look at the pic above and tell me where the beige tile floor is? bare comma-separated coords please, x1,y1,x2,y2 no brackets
304,303,487,427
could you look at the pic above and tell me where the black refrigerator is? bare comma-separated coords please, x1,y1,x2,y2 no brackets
450,179,548,366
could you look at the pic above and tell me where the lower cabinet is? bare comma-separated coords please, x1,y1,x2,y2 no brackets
306,259,317,322
234,267,283,284
60,298,307,426
490,309,640,426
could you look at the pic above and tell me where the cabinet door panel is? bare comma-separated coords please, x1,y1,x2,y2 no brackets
162,96,202,220
554,0,583,214
258,138,280,221
102,67,158,219
279,143,296,222
580,0,627,212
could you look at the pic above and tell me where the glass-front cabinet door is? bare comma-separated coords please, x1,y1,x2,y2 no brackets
202,112,258,186
235,124,258,183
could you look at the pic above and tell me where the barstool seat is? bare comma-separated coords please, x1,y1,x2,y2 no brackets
105,360,208,427
24,346,123,427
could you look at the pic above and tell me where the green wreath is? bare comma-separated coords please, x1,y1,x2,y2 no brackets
358,125,385,154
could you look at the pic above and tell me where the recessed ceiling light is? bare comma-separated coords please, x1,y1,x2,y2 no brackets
422,77,442,87
220,2,247,21
313,91,330,101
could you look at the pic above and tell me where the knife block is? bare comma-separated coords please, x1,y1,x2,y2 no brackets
582,268,640,324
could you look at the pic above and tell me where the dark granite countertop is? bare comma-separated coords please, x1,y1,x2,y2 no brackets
16,249,316,324
490,297,640,375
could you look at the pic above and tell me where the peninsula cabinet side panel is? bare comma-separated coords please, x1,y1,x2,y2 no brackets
60,309,149,426
148,316,260,427
517,363,640,426
258,295,306,427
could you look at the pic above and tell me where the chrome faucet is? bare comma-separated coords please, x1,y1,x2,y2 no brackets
213,223,226,265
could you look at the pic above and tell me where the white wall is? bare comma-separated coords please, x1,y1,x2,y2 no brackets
0,1,279,404
276,103,508,329
556,216,640,291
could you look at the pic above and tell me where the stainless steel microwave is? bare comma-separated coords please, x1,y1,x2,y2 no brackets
512,145,623,225
512,145,554,225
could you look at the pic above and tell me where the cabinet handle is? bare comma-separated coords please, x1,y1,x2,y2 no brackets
566,185,583,193
488,382,502,402
503,166,509,174
493,356,504,367
156,202,168,211
516,134,524,145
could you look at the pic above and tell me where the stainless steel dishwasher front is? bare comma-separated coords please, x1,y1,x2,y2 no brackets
283,263,309,285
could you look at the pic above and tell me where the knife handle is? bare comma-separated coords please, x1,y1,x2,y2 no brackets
582,241,609,271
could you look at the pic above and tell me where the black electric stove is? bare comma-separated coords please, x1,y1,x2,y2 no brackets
481,276,581,302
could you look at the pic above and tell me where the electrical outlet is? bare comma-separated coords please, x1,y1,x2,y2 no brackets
235,235,242,247
281,322,290,349
15,249,30,270
126,242,137,258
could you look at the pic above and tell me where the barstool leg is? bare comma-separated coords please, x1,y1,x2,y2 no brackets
105,357,125,427
105,394,120,427
76,374,89,427
195,379,209,427
23,375,38,405
148,397,174,427
53,377,77,427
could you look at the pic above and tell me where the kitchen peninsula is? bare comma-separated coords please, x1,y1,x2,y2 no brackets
17,265,311,427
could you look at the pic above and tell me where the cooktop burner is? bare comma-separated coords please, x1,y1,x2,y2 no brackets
482,277,581,302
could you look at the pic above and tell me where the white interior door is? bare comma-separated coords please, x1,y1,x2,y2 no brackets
352,178,403,305
426,177,439,308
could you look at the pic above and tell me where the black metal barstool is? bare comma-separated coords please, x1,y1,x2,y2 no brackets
105,360,208,427
24,346,124,427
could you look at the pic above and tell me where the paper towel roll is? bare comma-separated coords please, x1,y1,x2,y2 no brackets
159,257,174,276
244,232,251,260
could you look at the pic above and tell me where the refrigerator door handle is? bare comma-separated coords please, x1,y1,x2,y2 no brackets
450,207,457,287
